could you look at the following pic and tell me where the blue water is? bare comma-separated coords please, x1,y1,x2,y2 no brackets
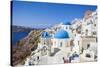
12,32,29,45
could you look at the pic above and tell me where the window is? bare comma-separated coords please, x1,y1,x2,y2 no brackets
93,32,96,35
94,24,96,27
87,44,90,49
60,42,62,47
66,26,68,29
86,29,88,36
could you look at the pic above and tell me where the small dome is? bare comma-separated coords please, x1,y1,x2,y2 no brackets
41,31,51,38
54,29,69,39
62,21,71,25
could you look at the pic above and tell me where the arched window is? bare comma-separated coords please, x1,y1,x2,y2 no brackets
66,26,68,29
86,29,88,36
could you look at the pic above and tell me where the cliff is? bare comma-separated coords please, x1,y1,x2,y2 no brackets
11,29,44,66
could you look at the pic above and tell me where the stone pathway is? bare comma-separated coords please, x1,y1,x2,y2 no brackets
24,47,80,65
37,47,71,65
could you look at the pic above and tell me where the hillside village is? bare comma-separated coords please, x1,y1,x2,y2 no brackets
15,9,98,66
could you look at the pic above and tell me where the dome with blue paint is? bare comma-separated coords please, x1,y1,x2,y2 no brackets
54,29,69,39
62,21,71,25
41,31,51,38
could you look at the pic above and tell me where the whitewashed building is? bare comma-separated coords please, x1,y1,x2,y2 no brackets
52,29,70,49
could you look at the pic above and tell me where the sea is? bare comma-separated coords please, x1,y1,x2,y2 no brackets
12,32,29,45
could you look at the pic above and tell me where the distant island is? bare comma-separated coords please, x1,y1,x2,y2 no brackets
12,25,45,32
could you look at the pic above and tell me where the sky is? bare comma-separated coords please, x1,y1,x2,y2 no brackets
11,1,97,28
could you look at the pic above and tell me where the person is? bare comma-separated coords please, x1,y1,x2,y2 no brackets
69,56,72,63
29,60,32,65
62,57,69,63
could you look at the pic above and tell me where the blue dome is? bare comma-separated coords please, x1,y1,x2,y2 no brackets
54,29,69,39
41,32,51,38
63,21,71,25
